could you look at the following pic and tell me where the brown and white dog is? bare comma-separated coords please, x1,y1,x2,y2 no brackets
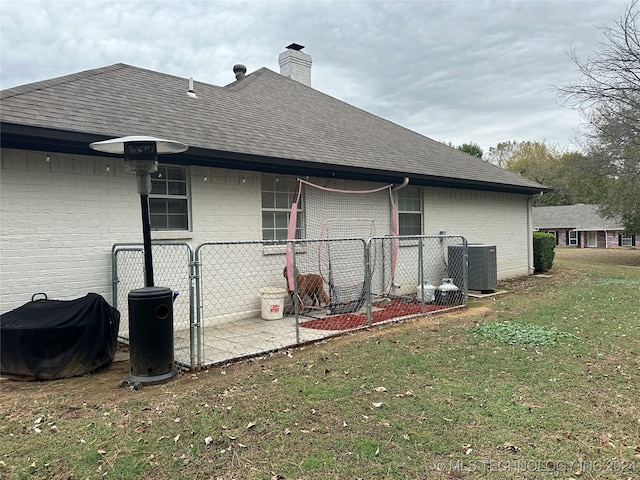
283,266,330,308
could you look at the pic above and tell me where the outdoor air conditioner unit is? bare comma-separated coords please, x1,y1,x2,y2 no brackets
448,244,497,293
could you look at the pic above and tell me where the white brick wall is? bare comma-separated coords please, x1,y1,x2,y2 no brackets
0,149,268,312
422,187,533,280
1,148,534,314
1,149,142,311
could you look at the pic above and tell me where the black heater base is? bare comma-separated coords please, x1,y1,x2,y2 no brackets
125,368,178,387
126,286,178,387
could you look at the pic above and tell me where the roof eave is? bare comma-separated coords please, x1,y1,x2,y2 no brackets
1,123,548,195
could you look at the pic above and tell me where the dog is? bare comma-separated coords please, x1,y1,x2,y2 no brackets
283,266,330,308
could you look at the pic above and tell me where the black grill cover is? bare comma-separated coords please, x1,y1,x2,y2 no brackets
1,293,120,381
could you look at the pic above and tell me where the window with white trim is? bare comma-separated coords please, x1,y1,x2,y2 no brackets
397,186,422,235
261,175,302,240
150,165,189,230
568,230,578,246
621,234,633,246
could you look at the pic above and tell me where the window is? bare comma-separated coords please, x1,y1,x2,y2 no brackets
621,234,633,247
397,186,422,235
150,165,189,230
261,175,302,240
587,231,597,247
568,230,578,246
548,231,558,245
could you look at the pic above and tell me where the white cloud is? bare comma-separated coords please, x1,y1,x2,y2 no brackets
0,0,629,153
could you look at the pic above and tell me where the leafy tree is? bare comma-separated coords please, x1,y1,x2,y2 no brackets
457,142,483,158
442,141,484,158
560,151,611,204
485,140,578,206
485,141,518,168
558,0,640,233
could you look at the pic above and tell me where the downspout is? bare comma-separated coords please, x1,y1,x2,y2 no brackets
392,177,409,191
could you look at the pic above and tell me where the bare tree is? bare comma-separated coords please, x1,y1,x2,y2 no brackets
559,0,640,143
558,1,640,233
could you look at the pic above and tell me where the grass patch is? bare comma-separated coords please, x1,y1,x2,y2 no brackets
1,248,639,479
471,321,576,345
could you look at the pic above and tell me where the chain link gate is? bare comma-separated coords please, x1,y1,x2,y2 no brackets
113,236,468,370
112,243,196,369
366,235,468,324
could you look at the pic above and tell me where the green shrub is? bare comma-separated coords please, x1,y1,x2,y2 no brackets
533,232,555,272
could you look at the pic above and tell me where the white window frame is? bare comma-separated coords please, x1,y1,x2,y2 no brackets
150,165,190,231
261,174,302,241
568,230,578,246
397,186,422,236
621,234,633,247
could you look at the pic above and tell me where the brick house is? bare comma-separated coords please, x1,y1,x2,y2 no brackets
533,204,638,248
0,45,548,312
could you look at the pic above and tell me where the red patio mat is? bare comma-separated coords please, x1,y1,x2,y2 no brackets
300,299,449,331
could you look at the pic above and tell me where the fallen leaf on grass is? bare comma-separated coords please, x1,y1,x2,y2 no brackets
496,442,520,453
372,402,383,408
374,386,388,393
173,434,180,443
395,390,414,398
97,450,106,455
462,443,473,455
204,436,213,446
246,422,257,430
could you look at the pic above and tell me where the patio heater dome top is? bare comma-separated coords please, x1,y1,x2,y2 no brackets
89,135,188,155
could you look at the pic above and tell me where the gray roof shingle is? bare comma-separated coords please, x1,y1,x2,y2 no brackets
533,204,622,230
1,63,547,193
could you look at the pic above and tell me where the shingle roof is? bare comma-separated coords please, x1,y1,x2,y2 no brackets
1,63,547,193
533,204,622,230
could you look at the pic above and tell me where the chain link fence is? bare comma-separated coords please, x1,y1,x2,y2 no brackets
112,235,467,369
112,243,195,368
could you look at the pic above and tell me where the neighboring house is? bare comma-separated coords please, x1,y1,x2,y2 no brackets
533,204,638,248
0,44,548,313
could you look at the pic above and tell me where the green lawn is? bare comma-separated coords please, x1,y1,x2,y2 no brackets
1,247,639,479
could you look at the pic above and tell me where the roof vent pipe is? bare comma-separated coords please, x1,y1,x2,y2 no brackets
187,77,197,98
233,64,247,81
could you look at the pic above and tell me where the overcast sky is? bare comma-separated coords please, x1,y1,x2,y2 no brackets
0,0,629,153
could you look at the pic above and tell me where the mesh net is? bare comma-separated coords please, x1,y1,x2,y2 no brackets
286,180,398,314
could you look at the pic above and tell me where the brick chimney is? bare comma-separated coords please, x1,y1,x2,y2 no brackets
278,43,312,87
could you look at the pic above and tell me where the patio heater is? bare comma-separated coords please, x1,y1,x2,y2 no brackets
90,136,188,387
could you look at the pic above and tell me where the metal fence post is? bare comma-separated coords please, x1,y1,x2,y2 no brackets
193,244,204,369
364,238,373,327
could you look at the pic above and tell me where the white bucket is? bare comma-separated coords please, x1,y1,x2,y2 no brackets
417,284,436,303
259,287,288,320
